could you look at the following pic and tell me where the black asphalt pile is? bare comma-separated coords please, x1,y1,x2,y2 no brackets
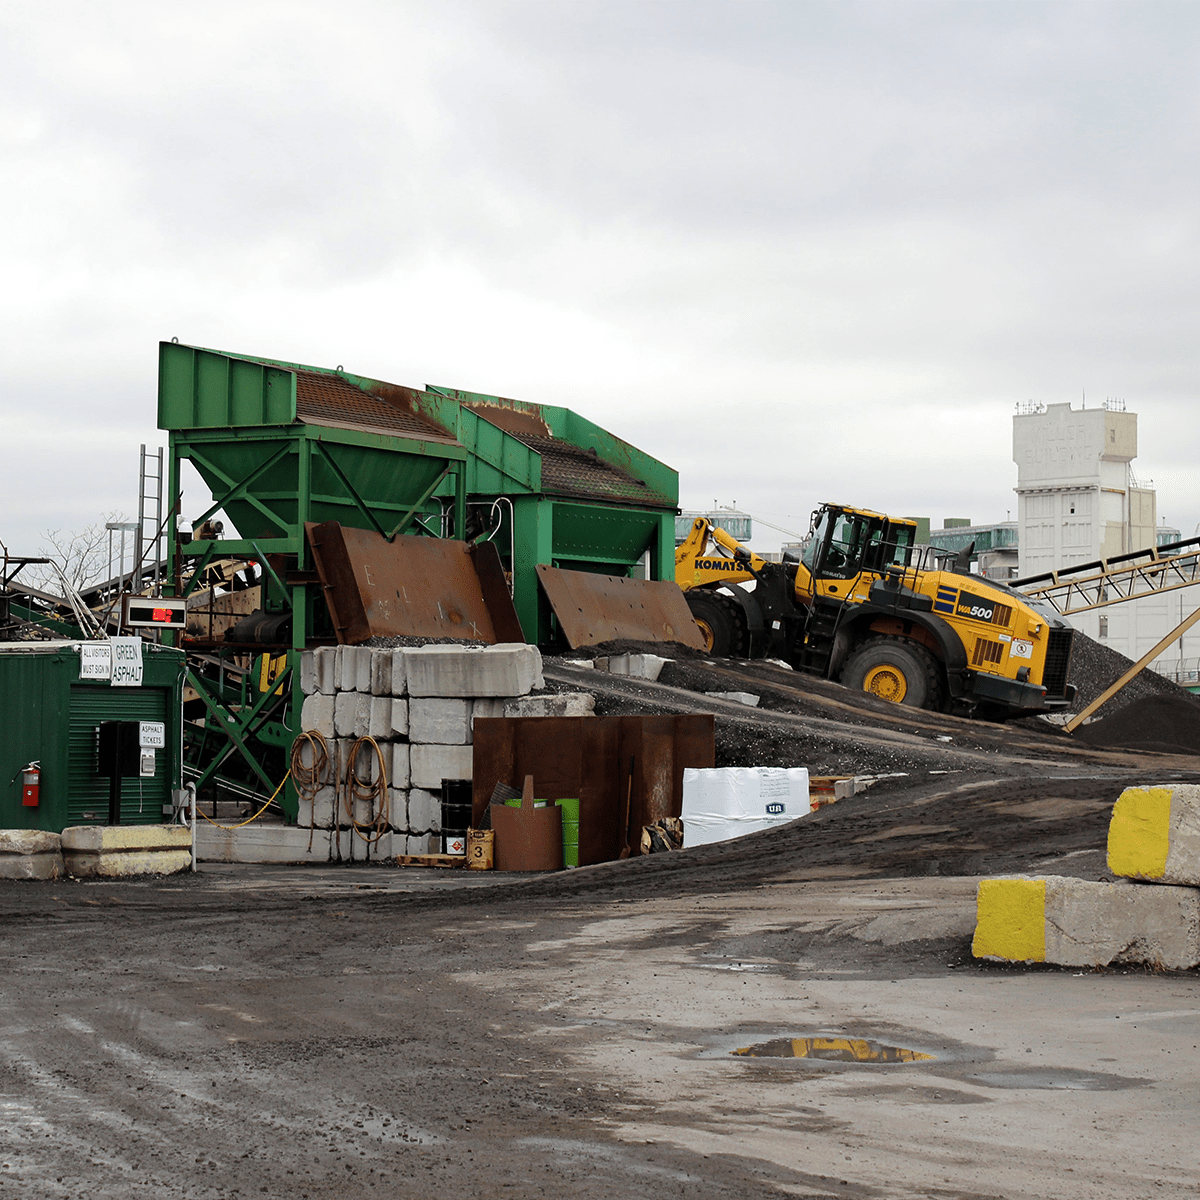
1065,632,1196,719
1072,693,1200,756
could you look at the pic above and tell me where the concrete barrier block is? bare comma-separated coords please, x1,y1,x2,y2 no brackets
62,825,192,878
299,786,337,829
406,643,543,698
470,698,505,737
390,698,409,738
367,696,393,740
605,653,671,681
973,874,1200,970
407,788,438,832
334,645,354,691
293,736,334,788
300,650,317,695
410,744,473,789
390,650,408,696
390,743,410,788
410,698,472,744
333,692,358,738
389,788,409,833
1108,784,1200,886
353,797,379,826
196,824,356,864
353,647,373,693
406,833,437,855
312,647,337,694
361,830,393,861
0,830,64,880
503,692,595,718
369,649,393,695
705,691,760,707
351,694,373,739
300,693,335,739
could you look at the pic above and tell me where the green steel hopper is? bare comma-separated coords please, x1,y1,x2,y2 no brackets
158,342,682,817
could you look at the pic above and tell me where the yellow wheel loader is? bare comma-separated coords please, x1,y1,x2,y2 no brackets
675,503,1076,720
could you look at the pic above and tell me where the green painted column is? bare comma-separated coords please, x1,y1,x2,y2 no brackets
651,511,676,582
511,495,554,644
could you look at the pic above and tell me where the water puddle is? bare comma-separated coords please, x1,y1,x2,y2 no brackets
733,1036,935,1063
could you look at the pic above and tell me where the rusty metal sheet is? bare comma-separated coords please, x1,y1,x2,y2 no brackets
472,714,715,864
307,522,525,645
535,564,705,650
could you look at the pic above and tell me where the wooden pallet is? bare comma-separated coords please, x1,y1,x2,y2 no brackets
391,853,467,869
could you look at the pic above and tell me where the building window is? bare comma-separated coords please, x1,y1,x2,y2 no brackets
1098,616,1108,639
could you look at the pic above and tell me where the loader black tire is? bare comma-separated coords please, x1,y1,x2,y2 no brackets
685,590,747,657
840,636,944,711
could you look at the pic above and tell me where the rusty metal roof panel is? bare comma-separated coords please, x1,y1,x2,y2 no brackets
515,434,673,508
295,371,455,443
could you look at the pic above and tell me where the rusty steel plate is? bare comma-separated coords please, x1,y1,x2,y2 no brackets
307,522,525,645
536,564,705,650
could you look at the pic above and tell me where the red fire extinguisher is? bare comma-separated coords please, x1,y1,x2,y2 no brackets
21,762,40,807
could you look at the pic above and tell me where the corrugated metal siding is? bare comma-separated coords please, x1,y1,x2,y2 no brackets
67,686,171,826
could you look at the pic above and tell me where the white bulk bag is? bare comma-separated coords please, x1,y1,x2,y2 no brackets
681,766,810,848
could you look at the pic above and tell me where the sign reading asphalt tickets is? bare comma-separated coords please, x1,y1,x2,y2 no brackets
78,642,112,680
110,637,144,687
139,721,165,749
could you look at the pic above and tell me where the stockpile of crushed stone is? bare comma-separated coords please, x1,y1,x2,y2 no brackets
1071,694,1200,755
1067,632,1200,720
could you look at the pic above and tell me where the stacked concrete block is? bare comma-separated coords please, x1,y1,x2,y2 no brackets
975,783,1200,969
410,743,473,789
300,692,335,738
389,743,410,788
298,641,546,853
411,698,472,744
503,692,595,718
406,643,543,698
369,649,392,695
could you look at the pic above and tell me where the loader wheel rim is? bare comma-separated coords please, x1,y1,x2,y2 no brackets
694,617,717,653
862,663,908,703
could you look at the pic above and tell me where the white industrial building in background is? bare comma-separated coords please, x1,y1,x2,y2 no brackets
1013,401,1198,680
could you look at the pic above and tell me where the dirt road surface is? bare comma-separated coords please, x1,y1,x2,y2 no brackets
4,651,1200,1198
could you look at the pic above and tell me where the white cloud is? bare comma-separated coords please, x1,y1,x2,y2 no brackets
2,0,1200,560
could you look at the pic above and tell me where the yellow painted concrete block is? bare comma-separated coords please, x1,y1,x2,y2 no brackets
1107,787,1171,880
61,825,192,878
972,877,1046,962
1107,784,1200,885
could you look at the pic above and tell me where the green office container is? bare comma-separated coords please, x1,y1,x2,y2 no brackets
0,641,185,833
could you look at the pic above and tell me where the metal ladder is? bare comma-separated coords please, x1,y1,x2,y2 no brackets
135,444,165,594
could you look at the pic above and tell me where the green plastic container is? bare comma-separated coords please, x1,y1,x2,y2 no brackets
556,798,580,867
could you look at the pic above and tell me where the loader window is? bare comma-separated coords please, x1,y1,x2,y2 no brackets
885,524,915,567
819,512,866,580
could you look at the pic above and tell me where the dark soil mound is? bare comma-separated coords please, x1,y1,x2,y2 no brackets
1072,693,1200,755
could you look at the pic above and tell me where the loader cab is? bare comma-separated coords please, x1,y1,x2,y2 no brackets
803,505,917,584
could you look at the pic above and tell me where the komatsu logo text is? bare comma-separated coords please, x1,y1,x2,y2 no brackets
697,558,742,572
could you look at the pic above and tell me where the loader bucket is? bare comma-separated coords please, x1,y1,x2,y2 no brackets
535,564,705,650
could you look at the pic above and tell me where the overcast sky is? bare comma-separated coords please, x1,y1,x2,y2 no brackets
3,0,1199,563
